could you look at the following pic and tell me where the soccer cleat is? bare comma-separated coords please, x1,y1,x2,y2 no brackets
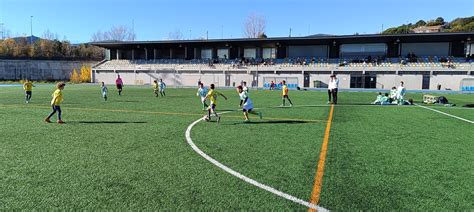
280,104,284,107
327,101,331,104
244,119,250,122
57,120,65,124
290,104,293,107
44,118,52,123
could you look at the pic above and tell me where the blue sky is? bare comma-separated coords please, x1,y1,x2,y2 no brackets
1,0,473,43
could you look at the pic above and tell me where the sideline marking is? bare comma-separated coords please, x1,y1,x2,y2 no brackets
185,113,329,211
308,104,335,211
415,104,474,124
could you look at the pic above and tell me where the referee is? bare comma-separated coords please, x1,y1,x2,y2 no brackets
328,74,339,104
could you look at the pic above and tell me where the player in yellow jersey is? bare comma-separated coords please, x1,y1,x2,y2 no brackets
23,79,35,103
280,80,293,107
44,82,66,124
152,80,159,97
204,84,227,123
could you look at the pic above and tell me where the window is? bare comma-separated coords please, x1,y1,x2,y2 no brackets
340,43,387,57
244,48,256,58
262,48,276,59
217,49,228,59
201,49,212,59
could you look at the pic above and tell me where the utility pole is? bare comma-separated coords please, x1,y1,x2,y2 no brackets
289,28,292,37
206,30,208,40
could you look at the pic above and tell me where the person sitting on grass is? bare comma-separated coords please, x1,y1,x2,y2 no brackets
381,93,390,105
196,83,209,110
23,79,35,103
237,85,262,122
101,82,108,101
44,82,65,124
389,86,397,103
204,84,227,123
372,92,384,105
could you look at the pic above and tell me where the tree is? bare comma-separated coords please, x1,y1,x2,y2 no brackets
70,68,80,83
415,20,426,27
13,37,29,57
90,25,136,42
243,13,266,38
435,17,445,25
79,65,92,83
0,38,16,56
167,29,184,40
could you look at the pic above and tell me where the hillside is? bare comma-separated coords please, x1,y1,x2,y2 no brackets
382,16,474,34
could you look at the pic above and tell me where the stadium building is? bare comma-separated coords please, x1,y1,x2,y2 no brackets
91,32,474,91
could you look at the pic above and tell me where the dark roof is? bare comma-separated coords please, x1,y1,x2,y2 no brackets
90,32,474,48
13,36,41,44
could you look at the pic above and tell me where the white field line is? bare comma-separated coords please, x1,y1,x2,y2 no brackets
415,104,474,124
185,113,329,211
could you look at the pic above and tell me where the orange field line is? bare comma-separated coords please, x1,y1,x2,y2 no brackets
308,104,334,211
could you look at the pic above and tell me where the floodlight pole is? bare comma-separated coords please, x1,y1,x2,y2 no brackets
30,16,33,44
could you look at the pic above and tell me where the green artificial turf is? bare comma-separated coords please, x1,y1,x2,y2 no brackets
0,84,473,210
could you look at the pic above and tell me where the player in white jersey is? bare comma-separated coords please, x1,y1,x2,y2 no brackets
237,85,262,122
396,81,406,105
196,83,209,110
100,82,108,101
242,81,249,93
158,79,166,96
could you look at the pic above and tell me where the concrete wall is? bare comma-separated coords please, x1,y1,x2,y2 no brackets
429,75,474,90
0,60,96,81
94,71,227,87
376,74,423,90
92,70,474,91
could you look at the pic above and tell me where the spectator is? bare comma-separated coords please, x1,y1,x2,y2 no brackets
270,81,275,90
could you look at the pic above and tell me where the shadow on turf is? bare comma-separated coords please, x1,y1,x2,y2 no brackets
73,121,147,124
224,120,309,125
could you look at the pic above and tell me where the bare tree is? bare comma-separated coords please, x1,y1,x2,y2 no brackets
91,25,136,42
243,13,266,38
42,29,58,40
168,29,184,40
91,30,105,42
